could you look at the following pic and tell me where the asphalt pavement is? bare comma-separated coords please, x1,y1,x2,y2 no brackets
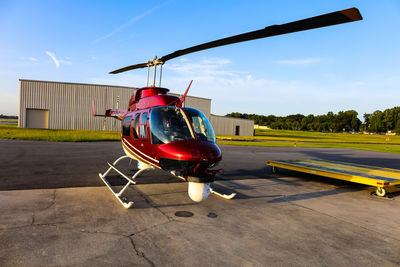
0,140,399,266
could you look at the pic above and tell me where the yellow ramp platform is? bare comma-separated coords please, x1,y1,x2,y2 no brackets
266,160,400,197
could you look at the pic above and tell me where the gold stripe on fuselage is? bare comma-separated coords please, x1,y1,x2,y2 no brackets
122,138,159,163
121,140,159,169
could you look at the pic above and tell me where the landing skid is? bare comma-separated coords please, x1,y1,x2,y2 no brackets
98,155,151,208
210,188,236,200
99,156,235,208
171,171,236,200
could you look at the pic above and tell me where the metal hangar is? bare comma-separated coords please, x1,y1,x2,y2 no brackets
18,79,254,136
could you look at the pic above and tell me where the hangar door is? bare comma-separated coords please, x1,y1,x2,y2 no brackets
26,108,49,129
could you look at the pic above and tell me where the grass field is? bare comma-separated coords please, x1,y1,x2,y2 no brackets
0,118,18,124
216,129,400,154
0,124,119,142
1,125,399,153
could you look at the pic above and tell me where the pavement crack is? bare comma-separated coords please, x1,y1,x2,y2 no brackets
127,235,155,267
39,189,57,212
1,222,61,231
50,189,57,208
134,220,174,235
80,230,124,237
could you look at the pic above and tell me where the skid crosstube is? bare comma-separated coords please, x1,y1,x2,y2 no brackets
98,155,152,208
266,159,400,197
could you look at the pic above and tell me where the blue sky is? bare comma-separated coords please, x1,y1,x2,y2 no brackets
1,0,400,119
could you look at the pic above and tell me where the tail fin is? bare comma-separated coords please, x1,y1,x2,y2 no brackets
92,100,127,121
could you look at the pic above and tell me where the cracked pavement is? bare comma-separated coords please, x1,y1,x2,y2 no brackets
0,140,400,266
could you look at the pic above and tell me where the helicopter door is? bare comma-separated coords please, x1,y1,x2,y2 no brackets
137,111,153,162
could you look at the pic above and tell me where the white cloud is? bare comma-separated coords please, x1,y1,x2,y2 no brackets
29,57,38,62
61,59,72,65
45,51,71,68
165,57,235,77
46,51,60,68
87,57,400,118
88,73,148,88
277,58,323,65
95,1,172,42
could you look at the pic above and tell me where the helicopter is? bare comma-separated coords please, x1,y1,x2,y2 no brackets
93,7,362,208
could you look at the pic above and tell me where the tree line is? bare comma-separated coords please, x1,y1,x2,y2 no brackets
0,114,18,119
363,107,400,133
226,106,400,133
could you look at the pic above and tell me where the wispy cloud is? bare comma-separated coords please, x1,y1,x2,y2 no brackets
277,58,323,65
95,1,172,42
46,51,60,68
45,51,71,68
166,57,234,77
29,57,38,62
87,57,400,118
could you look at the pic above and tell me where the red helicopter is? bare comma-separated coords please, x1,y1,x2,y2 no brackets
93,7,362,208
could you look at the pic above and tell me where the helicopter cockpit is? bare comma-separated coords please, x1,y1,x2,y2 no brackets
150,106,215,145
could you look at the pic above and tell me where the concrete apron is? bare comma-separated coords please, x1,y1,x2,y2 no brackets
0,177,399,266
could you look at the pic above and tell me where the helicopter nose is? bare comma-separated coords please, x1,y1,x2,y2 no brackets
158,140,221,171
194,142,222,161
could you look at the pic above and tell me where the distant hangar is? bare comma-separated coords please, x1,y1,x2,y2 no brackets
19,79,254,136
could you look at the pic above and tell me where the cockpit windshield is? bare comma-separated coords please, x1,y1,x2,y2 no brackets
150,106,194,145
184,107,216,143
149,106,216,144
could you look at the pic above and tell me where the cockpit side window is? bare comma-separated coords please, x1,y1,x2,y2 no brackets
122,116,132,136
139,112,148,139
184,108,216,143
132,113,140,139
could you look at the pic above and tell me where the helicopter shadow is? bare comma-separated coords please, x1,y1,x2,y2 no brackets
216,165,306,189
267,186,363,204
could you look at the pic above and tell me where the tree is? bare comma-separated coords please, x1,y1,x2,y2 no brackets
224,107,399,133
369,110,385,133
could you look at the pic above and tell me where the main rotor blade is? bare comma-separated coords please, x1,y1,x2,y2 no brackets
110,7,362,74
110,62,149,74
160,7,362,62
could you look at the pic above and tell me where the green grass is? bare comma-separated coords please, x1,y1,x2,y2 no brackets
0,124,120,142
1,125,400,153
218,128,400,144
0,118,18,123
216,129,400,154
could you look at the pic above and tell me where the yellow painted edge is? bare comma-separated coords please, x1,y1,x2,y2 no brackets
304,160,400,179
266,161,397,188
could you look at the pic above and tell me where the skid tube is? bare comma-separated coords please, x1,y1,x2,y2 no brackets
98,155,151,208
170,171,236,200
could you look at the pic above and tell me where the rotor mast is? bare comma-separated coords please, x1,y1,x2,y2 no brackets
146,56,164,87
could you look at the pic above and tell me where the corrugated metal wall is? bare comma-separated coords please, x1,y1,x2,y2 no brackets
19,80,135,131
19,79,254,136
170,93,211,119
210,115,254,136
